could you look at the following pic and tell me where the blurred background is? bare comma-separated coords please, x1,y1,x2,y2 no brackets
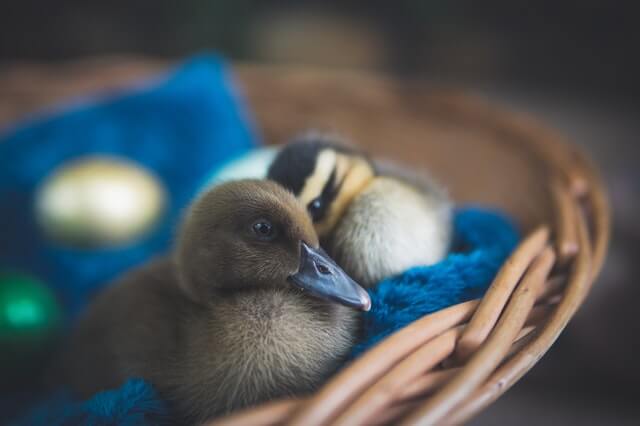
1,1,638,424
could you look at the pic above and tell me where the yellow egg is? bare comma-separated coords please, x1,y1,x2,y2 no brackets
35,157,166,247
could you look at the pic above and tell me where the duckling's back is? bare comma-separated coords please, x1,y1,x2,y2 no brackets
327,172,452,287
53,259,188,398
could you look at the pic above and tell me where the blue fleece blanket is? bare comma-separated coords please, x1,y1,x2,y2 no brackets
11,380,167,426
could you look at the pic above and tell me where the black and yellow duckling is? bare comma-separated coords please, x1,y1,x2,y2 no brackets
267,133,452,287
55,179,370,424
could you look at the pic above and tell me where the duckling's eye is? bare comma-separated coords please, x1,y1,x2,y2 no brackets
252,220,276,241
307,198,323,221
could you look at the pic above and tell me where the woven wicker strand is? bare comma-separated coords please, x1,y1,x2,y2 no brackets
287,301,480,426
0,60,610,426
400,248,556,426
447,210,594,425
455,227,550,361
551,176,580,262
333,327,463,426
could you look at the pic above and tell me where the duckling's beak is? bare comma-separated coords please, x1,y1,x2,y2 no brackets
288,242,371,311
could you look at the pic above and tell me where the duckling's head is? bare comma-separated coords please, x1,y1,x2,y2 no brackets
176,179,370,310
267,134,375,237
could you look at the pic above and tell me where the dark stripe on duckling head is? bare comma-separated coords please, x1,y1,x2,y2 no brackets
267,137,355,195
307,166,342,223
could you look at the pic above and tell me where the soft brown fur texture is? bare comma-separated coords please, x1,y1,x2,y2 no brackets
55,180,359,424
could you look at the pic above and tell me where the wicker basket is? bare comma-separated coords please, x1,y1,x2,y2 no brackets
0,59,610,425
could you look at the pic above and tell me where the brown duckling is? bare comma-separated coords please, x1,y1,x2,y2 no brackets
55,179,370,424
267,132,452,287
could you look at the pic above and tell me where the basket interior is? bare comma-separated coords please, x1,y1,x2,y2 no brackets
236,66,554,232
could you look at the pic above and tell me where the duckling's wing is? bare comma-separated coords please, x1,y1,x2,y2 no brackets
373,157,453,253
326,159,453,287
52,258,187,398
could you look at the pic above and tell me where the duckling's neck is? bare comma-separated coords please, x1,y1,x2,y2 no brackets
174,287,359,421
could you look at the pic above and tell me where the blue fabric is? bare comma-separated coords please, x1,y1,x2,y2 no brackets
9,208,518,424
11,379,168,426
0,55,257,322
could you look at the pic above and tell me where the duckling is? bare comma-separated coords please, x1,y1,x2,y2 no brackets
267,133,452,287
55,179,370,424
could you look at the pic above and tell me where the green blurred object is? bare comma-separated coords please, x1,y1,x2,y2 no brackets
0,271,62,380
